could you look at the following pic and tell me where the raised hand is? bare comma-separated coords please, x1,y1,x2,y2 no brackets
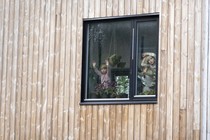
105,60,109,66
92,61,96,68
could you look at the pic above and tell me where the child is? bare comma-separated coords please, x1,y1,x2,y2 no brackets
141,53,156,75
92,60,110,88
140,53,156,93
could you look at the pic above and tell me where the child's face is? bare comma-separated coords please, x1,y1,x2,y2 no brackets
148,57,155,65
101,68,107,74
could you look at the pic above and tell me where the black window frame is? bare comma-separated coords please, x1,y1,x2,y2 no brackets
81,13,159,105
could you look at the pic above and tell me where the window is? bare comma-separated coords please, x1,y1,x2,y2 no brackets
81,14,159,104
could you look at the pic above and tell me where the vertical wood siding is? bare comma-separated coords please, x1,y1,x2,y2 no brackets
0,0,208,139
201,0,210,139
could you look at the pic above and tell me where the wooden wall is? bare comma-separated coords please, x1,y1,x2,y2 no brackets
0,0,208,140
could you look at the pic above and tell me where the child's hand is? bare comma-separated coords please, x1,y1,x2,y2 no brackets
92,61,96,68
105,60,109,66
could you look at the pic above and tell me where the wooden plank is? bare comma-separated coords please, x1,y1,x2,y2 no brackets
179,109,186,140
131,0,137,14
62,0,72,139
74,0,83,139
63,0,72,138
46,0,56,138
5,0,15,139
85,106,92,140
208,14,210,138
159,0,168,139
156,0,160,12
112,0,118,16
109,105,116,140
104,106,110,140
91,106,98,140
20,0,30,139
107,0,112,16
179,1,188,139
80,0,87,140
26,0,35,139
143,0,149,13
186,0,195,139
159,55,167,140
150,0,156,12
80,106,86,140
140,105,147,140
68,0,76,138
208,4,210,137
69,0,77,138
36,0,45,139
124,0,130,15
121,105,127,140
193,130,200,140
25,0,35,138
94,0,101,18
83,0,89,18
75,0,83,139
128,105,134,140
15,0,24,139
134,105,140,140
57,0,66,139
40,0,51,139
98,105,104,140
166,0,174,139
153,104,159,140
193,0,201,131
118,0,124,15
10,0,19,139
173,0,181,139
0,0,9,139
146,105,153,140
31,0,40,136
89,0,95,18
180,0,188,110
115,105,122,140
137,0,143,14
160,0,168,51
201,0,209,139
101,0,107,17
51,0,61,139
0,0,5,127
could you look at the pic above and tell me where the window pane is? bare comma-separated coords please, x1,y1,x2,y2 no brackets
87,20,132,99
136,20,158,96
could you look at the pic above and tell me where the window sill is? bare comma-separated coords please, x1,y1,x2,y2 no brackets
80,99,157,105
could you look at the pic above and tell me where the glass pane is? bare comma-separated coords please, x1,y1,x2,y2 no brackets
87,20,132,99
136,20,158,96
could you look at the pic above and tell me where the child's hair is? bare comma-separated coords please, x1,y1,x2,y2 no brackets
100,64,107,70
146,56,154,62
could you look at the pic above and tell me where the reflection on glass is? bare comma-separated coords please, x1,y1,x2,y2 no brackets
136,20,158,96
137,53,156,95
87,20,132,99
